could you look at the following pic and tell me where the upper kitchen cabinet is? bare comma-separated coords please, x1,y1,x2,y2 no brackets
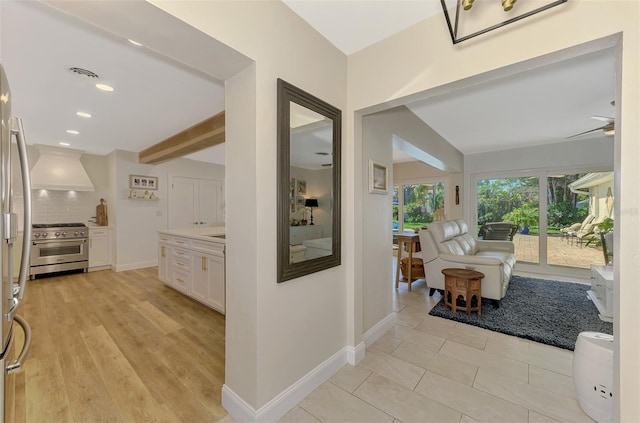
169,176,224,229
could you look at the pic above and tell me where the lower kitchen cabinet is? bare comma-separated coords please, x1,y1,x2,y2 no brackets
157,231,225,314
192,253,225,313
89,227,112,271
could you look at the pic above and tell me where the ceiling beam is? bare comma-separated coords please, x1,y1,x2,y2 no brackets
138,111,225,164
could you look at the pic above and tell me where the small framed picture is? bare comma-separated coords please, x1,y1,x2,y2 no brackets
130,174,159,190
368,159,388,194
296,196,305,206
297,180,307,196
290,178,297,197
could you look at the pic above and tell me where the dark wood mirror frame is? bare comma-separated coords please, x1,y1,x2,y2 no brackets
277,79,341,283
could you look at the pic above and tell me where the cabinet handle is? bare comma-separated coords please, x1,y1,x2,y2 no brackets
176,251,185,256
177,278,185,284
161,246,165,258
177,262,184,267
202,256,207,272
176,240,185,244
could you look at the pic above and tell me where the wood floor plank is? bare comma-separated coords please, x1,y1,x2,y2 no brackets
15,268,227,421
82,324,170,422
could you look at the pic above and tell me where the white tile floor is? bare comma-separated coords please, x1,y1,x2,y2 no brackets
222,266,594,423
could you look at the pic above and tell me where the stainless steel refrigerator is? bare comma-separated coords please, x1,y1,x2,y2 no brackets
0,63,33,422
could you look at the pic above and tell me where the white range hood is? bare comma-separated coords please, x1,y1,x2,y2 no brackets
30,144,95,191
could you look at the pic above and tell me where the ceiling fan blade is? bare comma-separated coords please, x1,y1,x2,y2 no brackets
567,125,608,139
591,115,614,123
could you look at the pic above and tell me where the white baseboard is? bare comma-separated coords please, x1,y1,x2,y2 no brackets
346,342,366,365
114,260,157,272
222,347,348,423
362,312,396,347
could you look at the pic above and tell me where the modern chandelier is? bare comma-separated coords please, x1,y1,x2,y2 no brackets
441,0,568,44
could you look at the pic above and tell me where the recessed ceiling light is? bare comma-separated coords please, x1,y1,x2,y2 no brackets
59,142,71,146
66,129,79,135
95,83,114,92
76,111,92,118
128,39,143,46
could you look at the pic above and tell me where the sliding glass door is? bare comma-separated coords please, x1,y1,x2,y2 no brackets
474,168,612,275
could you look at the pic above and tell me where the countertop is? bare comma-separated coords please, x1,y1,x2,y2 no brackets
158,226,226,244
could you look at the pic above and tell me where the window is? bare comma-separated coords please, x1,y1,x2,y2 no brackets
393,182,445,232
477,177,539,264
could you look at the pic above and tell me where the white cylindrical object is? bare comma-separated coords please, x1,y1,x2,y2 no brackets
573,332,614,423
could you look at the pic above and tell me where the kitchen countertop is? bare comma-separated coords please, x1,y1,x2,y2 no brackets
158,226,226,244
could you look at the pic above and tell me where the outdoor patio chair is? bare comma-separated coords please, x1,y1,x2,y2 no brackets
561,214,594,241
573,218,607,247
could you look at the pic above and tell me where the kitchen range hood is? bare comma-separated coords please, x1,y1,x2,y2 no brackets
30,144,94,191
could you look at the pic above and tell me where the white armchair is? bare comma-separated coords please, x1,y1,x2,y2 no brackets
419,219,516,307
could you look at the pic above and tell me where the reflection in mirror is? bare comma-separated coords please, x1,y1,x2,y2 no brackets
277,79,341,283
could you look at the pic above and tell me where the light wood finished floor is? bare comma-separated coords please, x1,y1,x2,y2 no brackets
13,267,227,422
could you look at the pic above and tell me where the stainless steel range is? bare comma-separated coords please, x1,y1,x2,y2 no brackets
29,223,88,279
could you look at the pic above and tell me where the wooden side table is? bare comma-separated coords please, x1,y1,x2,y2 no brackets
442,268,485,316
394,232,421,292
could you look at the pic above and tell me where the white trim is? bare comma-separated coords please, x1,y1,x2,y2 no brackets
222,347,348,423
362,312,396,347
114,260,156,272
346,342,365,365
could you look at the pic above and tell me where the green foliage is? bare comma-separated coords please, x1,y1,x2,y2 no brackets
547,201,588,229
595,217,614,232
502,203,539,228
402,183,444,224
477,178,538,225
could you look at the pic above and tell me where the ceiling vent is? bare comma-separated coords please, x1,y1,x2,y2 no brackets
30,144,95,191
68,67,99,79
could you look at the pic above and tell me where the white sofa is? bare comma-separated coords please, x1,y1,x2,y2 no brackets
418,219,516,306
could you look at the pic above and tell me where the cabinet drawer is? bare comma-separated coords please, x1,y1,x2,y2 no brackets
173,248,191,261
173,257,191,273
191,239,224,254
172,237,191,248
172,268,190,294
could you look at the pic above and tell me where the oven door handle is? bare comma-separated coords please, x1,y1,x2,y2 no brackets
32,238,87,245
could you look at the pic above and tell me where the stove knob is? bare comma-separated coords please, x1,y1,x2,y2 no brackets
61,232,67,237
42,233,48,238
79,231,85,236
34,233,40,238
74,231,79,236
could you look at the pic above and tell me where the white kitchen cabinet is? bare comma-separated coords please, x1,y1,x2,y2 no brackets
169,176,223,229
158,233,173,282
191,247,225,314
89,227,112,271
157,230,225,314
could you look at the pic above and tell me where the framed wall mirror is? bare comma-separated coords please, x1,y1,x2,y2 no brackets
277,79,341,283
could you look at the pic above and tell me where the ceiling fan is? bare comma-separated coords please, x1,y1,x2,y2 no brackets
568,101,615,138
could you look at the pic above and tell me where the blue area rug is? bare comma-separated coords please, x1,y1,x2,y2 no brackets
428,275,613,350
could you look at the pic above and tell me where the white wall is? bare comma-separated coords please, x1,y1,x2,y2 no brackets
348,3,639,420
149,1,349,413
112,149,224,271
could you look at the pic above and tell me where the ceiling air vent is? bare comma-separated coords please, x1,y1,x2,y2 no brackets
68,67,99,78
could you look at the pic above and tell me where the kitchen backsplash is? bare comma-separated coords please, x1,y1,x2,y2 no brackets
30,189,111,224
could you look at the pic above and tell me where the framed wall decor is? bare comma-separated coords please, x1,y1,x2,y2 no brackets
369,159,388,194
290,178,297,197
130,174,158,190
297,179,307,196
